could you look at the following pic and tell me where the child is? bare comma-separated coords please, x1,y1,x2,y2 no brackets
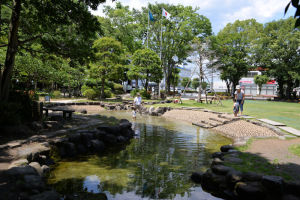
233,99,239,117
132,108,137,119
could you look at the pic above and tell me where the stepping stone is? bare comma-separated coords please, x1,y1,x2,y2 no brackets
258,119,285,126
241,115,255,119
279,127,300,137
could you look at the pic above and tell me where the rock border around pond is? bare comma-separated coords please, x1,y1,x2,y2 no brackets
191,145,300,200
0,118,134,200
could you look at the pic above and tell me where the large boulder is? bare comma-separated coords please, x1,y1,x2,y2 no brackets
211,165,233,176
284,180,300,197
59,142,76,157
226,170,243,189
90,140,105,152
68,133,82,144
261,175,284,194
220,145,235,153
6,166,38,177
29,190,60,200
102,134,117,144
29,162,43,176
234,182,266,200
97,125,120,136
23,174,45,190
191,172,203,184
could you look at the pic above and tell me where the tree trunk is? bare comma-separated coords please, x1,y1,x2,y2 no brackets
0,0,22,102
278,80,284,99
101,77,105,99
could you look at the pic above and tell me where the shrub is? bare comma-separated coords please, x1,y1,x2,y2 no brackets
113,83,124,94
83,88,97,100
104,89,113,98
130,89,140,97
141,89,151,99
52,90,61,98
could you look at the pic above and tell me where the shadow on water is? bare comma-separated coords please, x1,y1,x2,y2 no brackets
48,111,232,200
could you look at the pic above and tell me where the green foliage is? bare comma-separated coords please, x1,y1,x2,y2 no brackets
288,144,300,157
113,83,124,94
130,89,140,97
201,82,208,90
83,88,97,100
131,48,162,90
52,90,61,98
181,77,191,88
104,89,113,98
141,89,151,99
254,75,269,94
214,19,263,93
191,78,200,90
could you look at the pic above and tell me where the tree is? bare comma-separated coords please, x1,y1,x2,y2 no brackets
181,77,191,89
254,75,269,95
90,37,124,99
138,3,212,93
191,78,200,90
170,68,180,93
0,0,106,101
253,17,300,99
213,19,263,94
131,48,162,91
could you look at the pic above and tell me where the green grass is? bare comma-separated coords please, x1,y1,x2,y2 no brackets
288,144,300,157
148,99,300,130
224,153,293,181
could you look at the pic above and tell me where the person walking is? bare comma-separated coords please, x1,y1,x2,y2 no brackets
134,93,142,115
234,85,245,115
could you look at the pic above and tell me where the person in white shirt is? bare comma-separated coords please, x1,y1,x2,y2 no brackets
133,93,142,115
234,85,245,115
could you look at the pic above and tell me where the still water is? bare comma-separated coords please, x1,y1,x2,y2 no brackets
48,111,231,200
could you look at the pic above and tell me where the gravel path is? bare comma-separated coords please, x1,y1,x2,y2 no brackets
163,109,278,139
213,120,278,139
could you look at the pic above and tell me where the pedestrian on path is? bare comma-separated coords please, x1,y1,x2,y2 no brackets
234,85,245,115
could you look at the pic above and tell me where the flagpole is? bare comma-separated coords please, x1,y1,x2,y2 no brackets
147,9,150,48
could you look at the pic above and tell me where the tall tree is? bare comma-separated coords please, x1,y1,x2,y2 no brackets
254,75,269,95
131,48,162,91
0,0,106,101
253,17,300,98
213,19,263,94
90,37,124,99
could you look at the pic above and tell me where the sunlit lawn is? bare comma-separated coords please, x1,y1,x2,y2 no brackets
149,99,300,130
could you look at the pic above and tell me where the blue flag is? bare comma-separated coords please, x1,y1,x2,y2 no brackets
149,10,154,22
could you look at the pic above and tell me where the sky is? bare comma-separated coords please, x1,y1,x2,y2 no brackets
91,0,296,34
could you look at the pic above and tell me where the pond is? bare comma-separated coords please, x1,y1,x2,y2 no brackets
48,111,232,200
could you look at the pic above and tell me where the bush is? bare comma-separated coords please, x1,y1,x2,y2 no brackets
104,89,113,98
52,90,61,98
83,88,97,100
130,89,140,97
113,83,124,94
141,89,151,99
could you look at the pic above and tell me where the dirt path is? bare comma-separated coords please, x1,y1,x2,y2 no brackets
247,138,300,165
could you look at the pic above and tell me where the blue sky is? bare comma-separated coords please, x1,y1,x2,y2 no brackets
91,0,296,34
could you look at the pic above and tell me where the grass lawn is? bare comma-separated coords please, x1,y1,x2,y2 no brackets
148,99,300,130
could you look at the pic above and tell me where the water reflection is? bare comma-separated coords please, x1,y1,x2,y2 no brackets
48,111,231,199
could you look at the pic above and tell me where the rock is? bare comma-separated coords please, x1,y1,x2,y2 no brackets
226,170,243,189
68,133,82,144
41,165,50,175
7,166,38,177
191,172,203,183
261,175,283,193
60,142,76,157
79,109,87,114
282,194,300,200
220,145,235,152
29,190,60,200
243,172,262,182
76,144,88,155
149,106,155,114
119,120,131,129
90,140,105,152
223,156,243,164
23,174,45,190
211,165,233,175
103,134,117,144
31,121,43,131
284,180,300,196
235,182,265,200
117,136,126,143
201,169,225,192
29,162,43,176
8,159,28,168
211,158,224,165
97,125,120,136
81,133,94,148
211,152,224,159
